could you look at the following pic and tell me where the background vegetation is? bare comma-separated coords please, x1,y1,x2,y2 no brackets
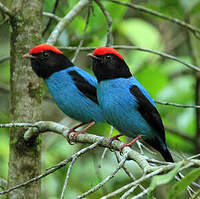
0,0,200,198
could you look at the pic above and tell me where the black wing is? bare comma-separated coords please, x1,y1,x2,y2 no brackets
68,70,98,104
129,85,165,141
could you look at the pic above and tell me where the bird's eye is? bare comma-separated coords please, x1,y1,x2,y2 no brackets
42,51,49,57
106,55,111,59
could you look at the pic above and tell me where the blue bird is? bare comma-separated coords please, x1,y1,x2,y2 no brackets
24,44,105,142
88,46,173,162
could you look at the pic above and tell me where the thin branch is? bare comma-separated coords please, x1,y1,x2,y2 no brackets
60,157,77,199
95,0,113,46
23,121,152,172
47,0,89,45
0,141,100,195
114,151,136,181
112,45,200,72
0,2,13,18
43,12,61,21
0,57,9,64
100,169,163,199
0,177,7,189
106,0,200,39
120,185,138,199
155,100,200,109
0,122,37,128
98,125,113,168
0,121,199,196
130,188,149,199
0,16,9,26
43,0,60,36
76,152,129,199
1,121,200,171
58,45,200,72
71,4,91,63
114,151,150,197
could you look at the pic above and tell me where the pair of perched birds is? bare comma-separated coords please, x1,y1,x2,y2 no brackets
24,44,173,162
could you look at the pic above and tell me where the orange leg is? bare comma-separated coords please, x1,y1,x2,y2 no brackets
120,136,142,153
66,122,87,144
107,133,123,147
73,121,96,140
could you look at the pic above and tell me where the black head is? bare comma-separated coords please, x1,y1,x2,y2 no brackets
24,44,74,79
88,47,132,82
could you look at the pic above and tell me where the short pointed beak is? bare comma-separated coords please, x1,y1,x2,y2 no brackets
87,53,100,61
23,53,35,59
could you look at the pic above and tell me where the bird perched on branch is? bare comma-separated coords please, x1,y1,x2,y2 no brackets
88,46,173,162
24,44,105,143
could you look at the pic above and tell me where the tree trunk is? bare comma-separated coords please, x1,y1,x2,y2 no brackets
8,0,43,198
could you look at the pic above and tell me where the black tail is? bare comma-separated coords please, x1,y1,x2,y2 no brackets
145,138,174,162
159,147,174,162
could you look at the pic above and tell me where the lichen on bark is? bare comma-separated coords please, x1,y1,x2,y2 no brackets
8,0,43,198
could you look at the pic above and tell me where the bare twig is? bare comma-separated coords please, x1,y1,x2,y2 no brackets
60,158,77,199
43,0,60,36
0,141,100,195
120,185,138,199
0,121,199,197
0,2,12,18
0,16,9,26
112,45,200,72
95,0,113,46
155,100,200,109
130,188,149,199
98,126,113,168
22,121,152,172
72,4,91,63
0,122,37,128
1,121,200,171
76,152,129,199
100,169,163,199
47,0,89,45
114,151,136,181
106,0,200,39
43,12,61,21
59,45,200,72
0,57,9,64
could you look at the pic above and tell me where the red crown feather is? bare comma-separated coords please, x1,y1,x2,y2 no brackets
93,47,124,60
29,44,63,55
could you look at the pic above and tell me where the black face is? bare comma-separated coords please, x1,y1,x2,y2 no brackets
91,53,132,82
30,50,74,79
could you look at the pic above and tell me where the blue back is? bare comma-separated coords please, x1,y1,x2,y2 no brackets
46,66,105,123
97,77,158,138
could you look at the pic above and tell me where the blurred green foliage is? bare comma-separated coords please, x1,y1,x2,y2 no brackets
0,0,200,198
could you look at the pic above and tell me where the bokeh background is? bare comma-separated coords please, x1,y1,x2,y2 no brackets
0,0,200,198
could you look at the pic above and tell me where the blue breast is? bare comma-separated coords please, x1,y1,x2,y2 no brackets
97,77,157,138
45,66,105,123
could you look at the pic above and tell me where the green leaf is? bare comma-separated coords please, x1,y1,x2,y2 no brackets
118,18,162,50
149,162,183,192
167,168,200,199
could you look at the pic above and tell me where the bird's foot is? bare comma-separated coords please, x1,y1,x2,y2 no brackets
119,136,142,154
66,129,76,145
107,134,123,151
65,122,87,145
72,130,86,140
72,121,96,141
